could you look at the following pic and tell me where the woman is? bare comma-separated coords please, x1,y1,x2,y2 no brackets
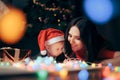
64,17,120,66
64,17,100,62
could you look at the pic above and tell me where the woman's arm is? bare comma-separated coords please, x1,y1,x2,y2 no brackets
100,51,120,66
100,55,120,66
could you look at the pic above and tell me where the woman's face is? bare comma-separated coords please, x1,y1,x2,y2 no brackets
68,26,84,52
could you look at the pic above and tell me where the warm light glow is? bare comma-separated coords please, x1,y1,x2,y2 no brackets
59,68,68,80
54,14,57,16
91,63,96,68
0,7,26,44
57,19,60,22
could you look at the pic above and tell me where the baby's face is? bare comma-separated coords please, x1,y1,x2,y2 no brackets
46,41,64,57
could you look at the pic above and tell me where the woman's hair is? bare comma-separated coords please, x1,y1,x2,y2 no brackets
64,16,100,62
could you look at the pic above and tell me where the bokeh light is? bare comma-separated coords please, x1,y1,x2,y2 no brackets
37,69,48,80
59,68,68,80
83,0,114,24
78,69,89,80
0,7,26,44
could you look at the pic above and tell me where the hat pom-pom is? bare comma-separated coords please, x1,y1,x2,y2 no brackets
41,50,47,55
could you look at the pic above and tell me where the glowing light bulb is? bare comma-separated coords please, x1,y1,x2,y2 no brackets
59,68,68,80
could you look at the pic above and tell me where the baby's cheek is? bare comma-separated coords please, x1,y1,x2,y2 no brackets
53,49,59,54
50,49,56,54
47,48,52,54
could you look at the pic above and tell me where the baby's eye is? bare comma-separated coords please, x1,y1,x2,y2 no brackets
61,47,63,50
56,48,59,51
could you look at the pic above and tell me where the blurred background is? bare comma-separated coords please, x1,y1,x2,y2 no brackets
0,0,120,58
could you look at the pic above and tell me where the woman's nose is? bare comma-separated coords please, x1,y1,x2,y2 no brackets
69,38,74,44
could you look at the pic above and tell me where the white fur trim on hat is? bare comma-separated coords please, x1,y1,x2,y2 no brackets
41,50,47,55
45,36,64,45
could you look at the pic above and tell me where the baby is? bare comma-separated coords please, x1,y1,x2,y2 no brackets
38,28,64,57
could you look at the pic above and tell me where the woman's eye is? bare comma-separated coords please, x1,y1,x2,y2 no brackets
68,34,72,38
76,38,81,40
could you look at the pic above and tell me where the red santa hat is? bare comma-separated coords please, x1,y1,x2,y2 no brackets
38,28,64,55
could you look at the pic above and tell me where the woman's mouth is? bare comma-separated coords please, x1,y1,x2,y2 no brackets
71,45,76,48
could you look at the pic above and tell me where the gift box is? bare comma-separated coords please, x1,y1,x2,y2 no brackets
0,47,31,63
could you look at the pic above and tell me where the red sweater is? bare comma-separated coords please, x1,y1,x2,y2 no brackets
75,50,87,61
98,49,115,59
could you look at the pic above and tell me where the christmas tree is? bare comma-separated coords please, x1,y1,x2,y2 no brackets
23,0,74,34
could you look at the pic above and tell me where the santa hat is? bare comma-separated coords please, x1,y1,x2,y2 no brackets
38,28,64,55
